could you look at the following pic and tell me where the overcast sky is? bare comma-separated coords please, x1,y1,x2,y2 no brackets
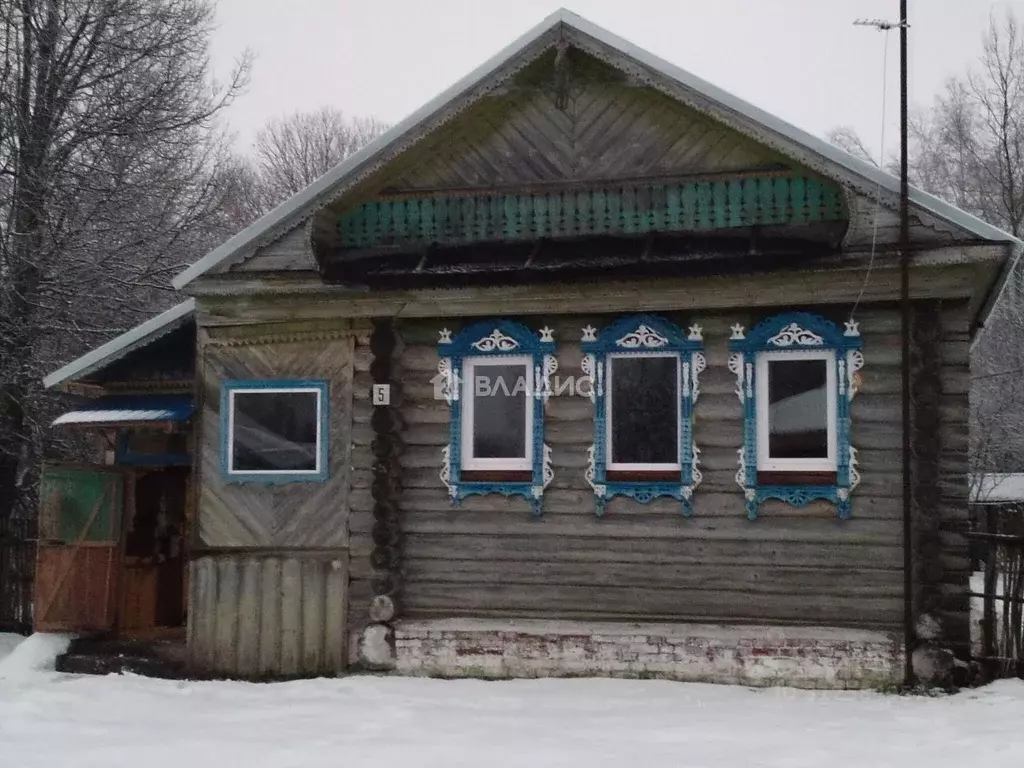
210,0,1024,164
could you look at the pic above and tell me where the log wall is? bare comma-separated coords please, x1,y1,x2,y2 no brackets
188,288,972,670
344,304,971,634
915,301,972,652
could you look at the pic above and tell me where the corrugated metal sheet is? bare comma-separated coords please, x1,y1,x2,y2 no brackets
52,396,194,426
38,465,122,542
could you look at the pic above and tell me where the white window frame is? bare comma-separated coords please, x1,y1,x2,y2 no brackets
605,352,682,472
226,386,325,477
755,349,837,473
460,355,533,471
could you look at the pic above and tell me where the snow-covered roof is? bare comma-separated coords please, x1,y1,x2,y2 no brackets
171,8,1020,292
971,473,1024,503
43,299,195,390
52,395,195,426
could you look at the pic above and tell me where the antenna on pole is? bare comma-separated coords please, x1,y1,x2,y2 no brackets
853,18,908,31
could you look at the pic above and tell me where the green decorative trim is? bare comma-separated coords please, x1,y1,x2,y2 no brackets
338,175,845,249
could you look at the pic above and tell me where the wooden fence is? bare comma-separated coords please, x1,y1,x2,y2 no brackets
0,515,35,633
968,505,1024,678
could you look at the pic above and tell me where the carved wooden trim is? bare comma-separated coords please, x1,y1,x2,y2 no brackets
336,175,846,252
204,331,352,348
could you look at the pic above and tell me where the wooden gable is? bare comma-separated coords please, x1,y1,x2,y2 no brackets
383,50,790,191
227,43,971,280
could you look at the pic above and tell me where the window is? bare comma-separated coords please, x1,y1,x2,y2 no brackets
607,353,680,471
581,315,704,517
756,350,836,473
729,313,863,519
437,321,556,515
461,356,533,472
221,380,329,483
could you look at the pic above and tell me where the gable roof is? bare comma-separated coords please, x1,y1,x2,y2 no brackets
172,8,1020,293
46,13,1024,392
43,299,195,390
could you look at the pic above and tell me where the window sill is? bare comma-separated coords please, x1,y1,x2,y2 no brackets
460,470,533,483
756,471,837,486
223,471,330,485
606,470,680,482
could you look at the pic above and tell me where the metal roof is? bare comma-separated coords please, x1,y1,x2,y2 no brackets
49,9,1017,390
172,8,1021,293
43,299,195,390
52,395,195,427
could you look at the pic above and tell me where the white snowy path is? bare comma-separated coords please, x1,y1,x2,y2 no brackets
2,634,1024,767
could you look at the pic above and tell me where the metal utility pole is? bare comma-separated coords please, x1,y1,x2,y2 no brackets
854,1,915,688
898,0,915,691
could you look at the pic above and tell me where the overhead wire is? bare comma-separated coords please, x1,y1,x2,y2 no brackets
849,28,894,323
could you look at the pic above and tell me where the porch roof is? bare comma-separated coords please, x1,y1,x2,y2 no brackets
52,395,194,427
43,299,195,390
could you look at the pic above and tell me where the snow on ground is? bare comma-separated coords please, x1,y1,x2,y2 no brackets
0,632,23,664
1,664,1023,768
0,632,71,682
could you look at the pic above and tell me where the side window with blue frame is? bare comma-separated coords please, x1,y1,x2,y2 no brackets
221,380,330,483
436,320,557,516
728,312,864,519
580,315,705,517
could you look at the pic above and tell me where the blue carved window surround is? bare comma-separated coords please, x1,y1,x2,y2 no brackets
580,314,705,517
437,319,557,517
220,379,330,484
728,312,863,520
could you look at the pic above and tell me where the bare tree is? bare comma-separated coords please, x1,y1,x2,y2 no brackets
827,11,1024,476
0,0,249,517
826,126,879,167
232,108,387,222
947,13,1024,476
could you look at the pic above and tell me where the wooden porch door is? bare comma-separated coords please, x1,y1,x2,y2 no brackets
34,464,124,632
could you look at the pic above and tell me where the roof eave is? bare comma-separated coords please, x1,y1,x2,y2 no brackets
973,239,1024,344
43,299,196,390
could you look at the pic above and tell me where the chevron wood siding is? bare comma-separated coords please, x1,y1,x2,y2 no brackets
234,46,961,275
197,331,355,548
235,223,313,273
189,553,348,677
392,82,785,192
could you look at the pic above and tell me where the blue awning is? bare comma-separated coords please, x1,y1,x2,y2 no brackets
52,395,194,427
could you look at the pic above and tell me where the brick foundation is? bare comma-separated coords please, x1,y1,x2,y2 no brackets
394,619,904,689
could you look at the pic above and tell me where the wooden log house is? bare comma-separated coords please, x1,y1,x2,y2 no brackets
41,11,1022,687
